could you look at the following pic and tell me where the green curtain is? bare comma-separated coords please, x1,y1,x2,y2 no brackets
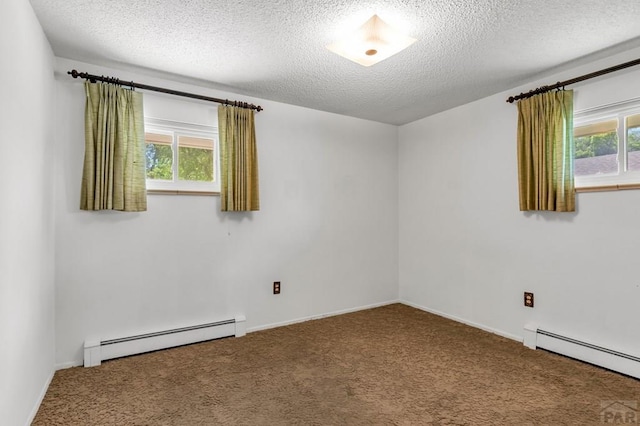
517,90,575,212
218,105,260,211
81,82,147,212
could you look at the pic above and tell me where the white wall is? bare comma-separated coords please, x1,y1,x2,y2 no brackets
399,46,640,358
54,58,399,367
0,0,55,424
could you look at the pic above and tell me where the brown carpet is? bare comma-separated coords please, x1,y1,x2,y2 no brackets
34,304,640,425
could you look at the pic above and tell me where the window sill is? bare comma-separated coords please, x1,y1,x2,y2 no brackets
147,189,220,196
576,183,640,193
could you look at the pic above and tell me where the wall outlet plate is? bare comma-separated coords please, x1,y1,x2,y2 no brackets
524,292,534,308
273,281,281,294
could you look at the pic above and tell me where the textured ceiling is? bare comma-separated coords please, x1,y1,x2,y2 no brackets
30,0,640,125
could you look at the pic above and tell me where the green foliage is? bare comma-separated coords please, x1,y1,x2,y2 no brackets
628,127,640,152
145,143,214,182
178,147,213,182
574,131,617,159
145,144,173,180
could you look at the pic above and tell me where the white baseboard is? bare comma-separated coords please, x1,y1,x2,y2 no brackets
25,369,54,426
534,328,640,379
55,360,83,370
247,299,400,333
401,300,523,343
86,320,239,368
55,304,400,369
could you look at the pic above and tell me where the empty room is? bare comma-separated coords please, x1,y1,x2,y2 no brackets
3,0,640,424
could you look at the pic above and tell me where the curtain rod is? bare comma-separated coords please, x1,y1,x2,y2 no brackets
67,69,263,112
506,57,640,103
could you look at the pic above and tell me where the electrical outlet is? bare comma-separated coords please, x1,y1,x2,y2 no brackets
273,281,281,295
524,292,534,308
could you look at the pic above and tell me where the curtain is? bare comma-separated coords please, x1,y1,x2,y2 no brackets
218,105,260,211
81,82,147,212
517,90,575,212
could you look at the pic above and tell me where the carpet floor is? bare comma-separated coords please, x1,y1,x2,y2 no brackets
34,304,640,425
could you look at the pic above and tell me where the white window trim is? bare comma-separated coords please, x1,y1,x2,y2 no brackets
574,97,640,189
144,117,220,194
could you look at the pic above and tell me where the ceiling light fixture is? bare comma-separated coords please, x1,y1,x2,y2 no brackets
326,14,417,67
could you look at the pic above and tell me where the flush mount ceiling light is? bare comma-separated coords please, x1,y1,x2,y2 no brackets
326,14,417,67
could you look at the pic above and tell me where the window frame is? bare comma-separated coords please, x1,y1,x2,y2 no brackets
574,97,640,189
144,117,220,194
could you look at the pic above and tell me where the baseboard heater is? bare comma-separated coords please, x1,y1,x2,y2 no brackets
524,324,640,379
84,316,246,367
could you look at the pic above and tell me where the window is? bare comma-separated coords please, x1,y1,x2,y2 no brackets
144,118,220,193
574,98,640,189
